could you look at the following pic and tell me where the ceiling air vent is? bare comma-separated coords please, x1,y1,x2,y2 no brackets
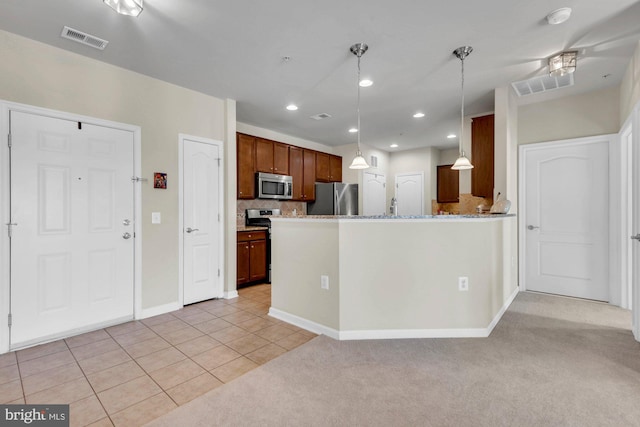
60,26,109,50
309,113,332,121
511,73,573,97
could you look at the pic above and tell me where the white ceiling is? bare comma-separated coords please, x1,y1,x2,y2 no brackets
1,0,639,152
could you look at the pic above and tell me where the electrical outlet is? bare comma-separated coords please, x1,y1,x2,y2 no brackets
151,212,161,224
458,276,469,291
321,275,329,290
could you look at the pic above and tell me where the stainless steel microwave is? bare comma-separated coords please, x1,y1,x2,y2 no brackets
257,172,293,200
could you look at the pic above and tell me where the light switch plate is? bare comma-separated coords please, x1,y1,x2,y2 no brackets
152,212,161,224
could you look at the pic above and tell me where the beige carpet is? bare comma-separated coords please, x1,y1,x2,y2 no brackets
146,292,640,427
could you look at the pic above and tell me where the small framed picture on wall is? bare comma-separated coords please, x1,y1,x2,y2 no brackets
154,172,167,189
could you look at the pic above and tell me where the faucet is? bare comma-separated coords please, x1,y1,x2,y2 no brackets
390,197,398,216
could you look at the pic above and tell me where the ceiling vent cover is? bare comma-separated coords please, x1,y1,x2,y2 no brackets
511,73,573,97
60,26,109,50
309,113,332,120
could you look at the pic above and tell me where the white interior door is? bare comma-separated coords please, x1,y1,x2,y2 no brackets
523,138,609,301
363,172,386,215
632,108,640,341
10,111,134,348
182,136,223,304
395,172,424,215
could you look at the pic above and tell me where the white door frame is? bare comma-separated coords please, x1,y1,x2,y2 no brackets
178,134,225,307
518,134,617,302
0,100,142,354
618,118,633,310
630,103,640,341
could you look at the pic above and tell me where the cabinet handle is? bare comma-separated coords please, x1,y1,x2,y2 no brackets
251,245,254,248
247,234,252,238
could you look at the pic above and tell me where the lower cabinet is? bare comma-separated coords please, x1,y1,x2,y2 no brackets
237,230,267,285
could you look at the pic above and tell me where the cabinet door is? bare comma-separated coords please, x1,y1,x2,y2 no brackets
437,165,459,203
237,133,255,199
255,138,274,173
329,155,342,182
273,142,289,175
289,146,304,200
471,114,494,198
249,239,267,281
303,149,316,201
236,241,250,284
316,152,330,182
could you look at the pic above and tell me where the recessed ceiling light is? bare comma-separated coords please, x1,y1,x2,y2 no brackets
286,104,298,111
348,128,358,133
390,143,399,148
413,112,425,118
447,134,456,139
359,79,373,87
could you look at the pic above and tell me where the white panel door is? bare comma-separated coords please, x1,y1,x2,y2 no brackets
10,111,134,348
363,172,386,215
395,172,424,216
524,139,609,301
183,138,222,304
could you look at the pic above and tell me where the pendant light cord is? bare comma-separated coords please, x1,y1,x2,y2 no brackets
356,53,362,154
460,55,465,157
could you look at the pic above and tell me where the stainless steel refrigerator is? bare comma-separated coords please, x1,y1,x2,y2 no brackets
307,183,358,215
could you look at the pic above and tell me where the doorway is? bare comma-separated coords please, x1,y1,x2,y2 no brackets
179,134,224,305
395,172,424,215
2,104,141,351
362,171,386,215
520,135,613,301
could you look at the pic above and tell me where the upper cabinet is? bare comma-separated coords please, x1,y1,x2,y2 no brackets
255,138,289,175
237,133,256,199
471,114,495,199
437,165,459,203
316,152,342,183
289,147,316,201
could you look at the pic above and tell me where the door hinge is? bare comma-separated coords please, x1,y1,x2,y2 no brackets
217,158,221,167
7,133,11,148
8,313,12,328
218,213,221,222
217,269,220,277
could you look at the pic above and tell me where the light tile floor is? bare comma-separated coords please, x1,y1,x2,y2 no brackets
0,284,316,426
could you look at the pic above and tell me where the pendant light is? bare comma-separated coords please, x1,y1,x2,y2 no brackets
451,46,474,170
349,43,370,170
104,0,144,17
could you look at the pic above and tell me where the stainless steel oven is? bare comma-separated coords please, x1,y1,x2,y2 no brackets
246,208,281,283
257,172,293,200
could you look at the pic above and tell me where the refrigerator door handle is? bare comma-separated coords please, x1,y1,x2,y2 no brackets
335,189,340,215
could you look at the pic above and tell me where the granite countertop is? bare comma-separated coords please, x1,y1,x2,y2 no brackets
237,225,269,232
270,214,516,220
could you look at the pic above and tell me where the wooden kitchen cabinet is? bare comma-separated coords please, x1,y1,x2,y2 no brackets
289,147,316,201
437,164,459,203
316,152,330,182
255,138,289,175
237,133,256,199
329,154,342,182
237,230,267,285
471,114,494,198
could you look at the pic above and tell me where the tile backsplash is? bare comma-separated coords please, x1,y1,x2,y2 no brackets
237,200,307,226
431,193,493,215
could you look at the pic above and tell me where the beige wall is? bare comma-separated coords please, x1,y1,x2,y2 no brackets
237,122,334,153
518,86,620,145
388,146,436,214
620,41,640,123
0,30,231,311
495,86,519,211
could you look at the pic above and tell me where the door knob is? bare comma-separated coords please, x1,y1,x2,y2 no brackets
527,225,539,230
631,234,640,241
185,227,199,233
122,232,132,239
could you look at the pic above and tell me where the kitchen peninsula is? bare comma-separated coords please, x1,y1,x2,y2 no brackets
269,214,518,340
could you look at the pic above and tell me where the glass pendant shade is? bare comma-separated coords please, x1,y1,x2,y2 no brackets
548,51,577,77
349,152,369,169
104,0,143,17
451,152,473,170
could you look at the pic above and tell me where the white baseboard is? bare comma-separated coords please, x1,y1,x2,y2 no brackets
138,301,181,320
269,287,520,341
268,308,340,339
223,290,239,300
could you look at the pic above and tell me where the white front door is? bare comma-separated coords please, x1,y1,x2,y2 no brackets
10,111,134,348
363,172,386,215
181,136,223,305
395,172,424,216
522,137,610,301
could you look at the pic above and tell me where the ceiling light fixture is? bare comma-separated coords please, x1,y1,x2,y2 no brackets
390,143,399,148
348,128,358,133
413,112,425,118
451,46,474,171
548,51,577,77
103,0,143,17
546,7,572,25
348,43,370,170
286,104,298,111
359,79,373,87
447,134,456,139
